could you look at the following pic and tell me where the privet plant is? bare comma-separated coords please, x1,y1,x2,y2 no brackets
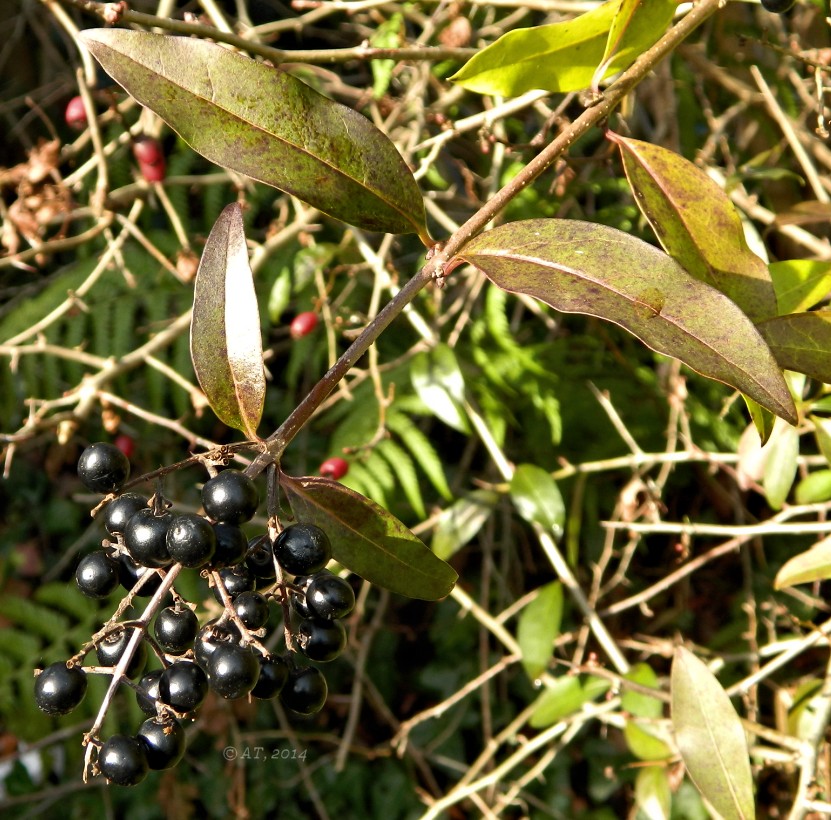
5,0,831,816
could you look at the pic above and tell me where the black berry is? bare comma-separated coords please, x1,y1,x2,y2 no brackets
154,606,199,655
201,470,259,525
280,666,328,715
95,630,148,679
75,551,120,599
246,536,276,587
206,643,260,699
212,564,255,603
124,508,174,568
210,522,248,567
98,734,148,786
251,655,289,700
102,493,147,535
289,575,314,618
135,669,162,716
136,717,186,770
296,617,347,662
166,513,216,568
194,620,240,671
760,0,795,11
159,661,208,713
77,442,130,494
118,555,164,597
274,524,331,575
34,662,87,716
233,591,270,630
306,573,355,620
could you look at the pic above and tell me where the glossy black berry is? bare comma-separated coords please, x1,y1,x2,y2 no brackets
77,442,130,494
274,524,331,576
118,555,164,597
207,643,260,699
166,513,216,568
212,564,255,603
296,617,347,662
98,734,148,786
159,661,208,713
194,620,241,671
95,630,148,679
760,0,795,11
75,551,120,599
233,591,270,630
135,669,162,716
136,717,186,770
103,493,147,535
251,655,289,699
289,575,314,618
306,573,355,620
154,606,199,655
124,508,174,568
34,662,87,716
201,470,259,525
246,536,276,587
210,522,248,568
280,666,328,715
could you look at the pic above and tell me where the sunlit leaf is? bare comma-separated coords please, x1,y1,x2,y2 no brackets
812,415,831,464
281,474,457,600
607,133,776,322
81,30,428,239
450,0,673,96
517,581,563,681
510,464,565,535
622,664,672,762
774,535,831,589
762,417,799,511
529,675,610,728
768,259,831,315
456,219,796,424
635,766,672,820
743,396,775,446
670,647,754,820
757,312,831,384
795,469,831,505
410,344,470,433
431,490,498,560
190,203,264,439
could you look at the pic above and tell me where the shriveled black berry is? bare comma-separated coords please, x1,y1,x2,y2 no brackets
194,619,241,671
98,734,148,786
135,669,162,716
251,655,289,699
306,573,355,620
212,564,255,603
274,524,331,575
760,0,795,11
166,513,216,568
210,522,248,568
95,630,148,679
103,493,147,535
34,662,87,716
201,470,259,525
280,666,328,715
246,536,276,587
206,643,260,699
77,442,130,494
233,591,270,630
154,606,199,655
136,717,186,770
75,551,120,599
124,508,174,568
159,661,208,713
295,617,346,662
118,555,164,597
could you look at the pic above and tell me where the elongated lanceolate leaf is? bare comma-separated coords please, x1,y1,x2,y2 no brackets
510,464,565,535
456,220,796,424
81,30,427,239
281,474,457,600
671,647,754,820
517,581,563,681
768,259,831,315
774,535,831,589
191,204,264,439
450,0,673,96
757,312,831,384
608,133,776,322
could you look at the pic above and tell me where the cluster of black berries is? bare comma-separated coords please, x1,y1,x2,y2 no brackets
34,442,356,787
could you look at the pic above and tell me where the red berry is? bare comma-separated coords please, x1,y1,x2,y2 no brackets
65,96,87,128
290,311,318,339
114,434,135,459
319,457,348,480
139,158,166,183
132,136,164,165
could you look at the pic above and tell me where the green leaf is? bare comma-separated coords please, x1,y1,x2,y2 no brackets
812,415,831,464
191,203,265,439
517,582,563,681
622,664,672,762
457,219,796,424
267,267,292,324
795,469,831,504
774,535,831,589
376,438,427,520
510,464,565,535
81,29,427,239
622,663,663,718
769,259,831,315
530,675,610,728
607,133,777,322
281,474,457,600
410,344,471,433
431,490,498,561
670,647,754,820
449,0,673,96
743,396,775,446
634,766,672,820
757,312,831,384
762,417,799,511
624,722,672,762
387,410,453,501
